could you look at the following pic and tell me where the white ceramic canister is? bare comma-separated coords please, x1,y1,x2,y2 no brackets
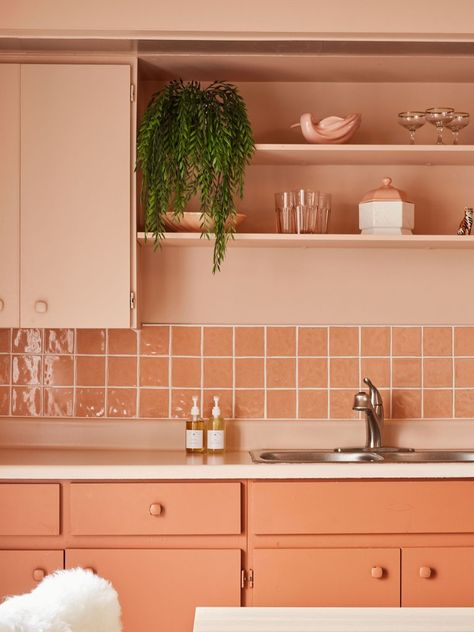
359,177,414,235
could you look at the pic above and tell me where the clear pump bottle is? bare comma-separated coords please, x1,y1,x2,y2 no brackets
206,396,225,454
185,396,205,454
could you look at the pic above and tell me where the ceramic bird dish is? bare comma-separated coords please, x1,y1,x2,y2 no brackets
291,112,361,144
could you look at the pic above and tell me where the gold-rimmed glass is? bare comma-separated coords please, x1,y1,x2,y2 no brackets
446,112,470,145
398,111,426,145
425,107,455,145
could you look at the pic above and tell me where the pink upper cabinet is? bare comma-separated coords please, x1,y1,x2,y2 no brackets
0,64,20,328
20,64,132,328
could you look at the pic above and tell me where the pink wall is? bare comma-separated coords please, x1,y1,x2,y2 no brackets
1,325,474,421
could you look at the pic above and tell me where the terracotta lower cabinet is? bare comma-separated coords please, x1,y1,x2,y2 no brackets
0,550,64,601
65,548,242,632
252,548,400,607
402,547,474,606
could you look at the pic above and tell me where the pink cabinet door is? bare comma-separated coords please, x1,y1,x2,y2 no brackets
66,548,241,632
20,64,131,328
0,550,64,602
402,547,474,606
0,64,20,327
253,548,400,607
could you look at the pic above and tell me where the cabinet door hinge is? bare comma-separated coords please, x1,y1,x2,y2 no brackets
241,569,254,589
130,83,135,102
129,291,136,310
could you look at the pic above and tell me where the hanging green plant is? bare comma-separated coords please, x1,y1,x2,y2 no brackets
137,79,255,272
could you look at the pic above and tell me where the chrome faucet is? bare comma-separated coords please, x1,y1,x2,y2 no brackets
352,377,384,449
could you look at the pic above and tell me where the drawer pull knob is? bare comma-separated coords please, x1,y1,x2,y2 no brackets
34,300,48,313
371,566,384,579
84,567,96,574
32,568,46,582
149,503,163,516
419,566,432,579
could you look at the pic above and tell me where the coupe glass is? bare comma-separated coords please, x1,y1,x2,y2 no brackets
398,111,426,145
425,107,455,145
446,112,470,145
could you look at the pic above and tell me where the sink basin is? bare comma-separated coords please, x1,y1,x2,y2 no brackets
250,449,474,464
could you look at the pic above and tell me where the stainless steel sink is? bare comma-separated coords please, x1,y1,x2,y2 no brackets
250,449,474,464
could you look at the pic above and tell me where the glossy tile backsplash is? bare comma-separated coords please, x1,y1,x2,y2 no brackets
1,325,474,420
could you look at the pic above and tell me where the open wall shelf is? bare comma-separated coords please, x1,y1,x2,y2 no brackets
137,232,474,249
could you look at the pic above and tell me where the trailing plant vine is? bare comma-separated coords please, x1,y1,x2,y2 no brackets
137,79,255,272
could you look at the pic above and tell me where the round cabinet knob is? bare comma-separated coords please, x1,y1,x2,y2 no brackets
32,568,46,582
0,298,4,312
149,503,163,516
371,566,384,579
84,567,96,574
34,300,48,314
419,566,433,579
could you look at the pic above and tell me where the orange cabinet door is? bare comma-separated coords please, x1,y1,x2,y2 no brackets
253,548,400,607
0,64,20,327
0,550,64,602
66,549,241,632
402,547,474,606
20,64,131,328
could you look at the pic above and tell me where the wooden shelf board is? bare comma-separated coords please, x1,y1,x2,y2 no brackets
137,232,474,249
252,144,474,166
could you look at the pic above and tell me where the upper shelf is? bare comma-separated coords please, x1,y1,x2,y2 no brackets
252,144,474,166
137,233,474,250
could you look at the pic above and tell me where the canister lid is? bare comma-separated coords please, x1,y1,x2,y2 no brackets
360,177,411,203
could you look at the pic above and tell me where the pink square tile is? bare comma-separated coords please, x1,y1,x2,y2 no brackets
423,327,452,356
235,358,264,388
139,389,169,418
107,356,137,387
455,327,474,356
455,390,474,418
12,329,42,353
392,358,421,388
235,390,264,419
423,358,452,388
139,356,169,387
75,356,106,386
171,326,201,356
75,388,105,417
298,358,327,388
108,329,137,355
203,327,233,356
172,358,201,388
12,355,42,385
235,327,264,356
44,388,74,417
455,359,474,388
392,327,421,356
44,329,74,354
267,358,296,388
329,327,358,357
298,390,328,419
267,327,296,357
0,355,10,385
203,390,233,418
43,355,74,387
423,390,453,419
171,389,201,419
392,390,422,419
329,390,358,419
11,386,42,416
360,358,390,388
330,358,359,388
298,327,327,356
361,327,390,356
140,326,169,355
203,358,233,388
76,329,105,354
0,386,10,415
266,390,296,419
0,329,11,353
107,388,137,417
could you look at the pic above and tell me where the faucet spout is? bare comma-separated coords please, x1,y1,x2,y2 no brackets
352,384,383,449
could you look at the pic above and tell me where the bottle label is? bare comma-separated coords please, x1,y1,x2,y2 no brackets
207,430,224,450
186,429,203,449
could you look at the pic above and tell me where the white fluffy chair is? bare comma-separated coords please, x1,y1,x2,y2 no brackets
0,568,122,632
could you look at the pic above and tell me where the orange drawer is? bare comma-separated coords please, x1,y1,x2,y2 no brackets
0,483,60,536
70,482,241,535
251,481,474,535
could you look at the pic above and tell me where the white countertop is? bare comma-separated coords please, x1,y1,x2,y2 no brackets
193,608,474,632
1,448,474,479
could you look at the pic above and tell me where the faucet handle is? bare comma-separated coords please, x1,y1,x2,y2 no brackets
363,377,384,422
